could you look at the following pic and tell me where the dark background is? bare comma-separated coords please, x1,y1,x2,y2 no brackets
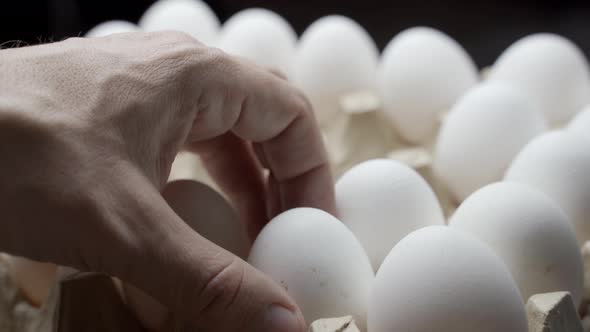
1,0,589,67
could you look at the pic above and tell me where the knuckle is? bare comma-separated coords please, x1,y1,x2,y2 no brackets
189,86,240,140
205,47,230,64
205,47,241,77
205,46,226,58
145,31,204,63
156,30,199,45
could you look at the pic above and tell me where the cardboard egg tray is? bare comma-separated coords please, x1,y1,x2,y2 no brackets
0,252,589,332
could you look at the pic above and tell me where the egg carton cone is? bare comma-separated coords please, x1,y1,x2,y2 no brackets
323,90,458,217
308,316,360,332
323,91,400,178
339,91,382,115
480,66,492,80
527,292,583,332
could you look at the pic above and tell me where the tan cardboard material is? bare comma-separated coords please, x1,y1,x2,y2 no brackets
309,316,360,332
53,272,144,332
526,292,583,332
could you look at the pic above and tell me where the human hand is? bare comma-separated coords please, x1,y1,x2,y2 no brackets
0,31,335,331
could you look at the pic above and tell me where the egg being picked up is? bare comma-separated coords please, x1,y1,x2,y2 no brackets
249,208,374,329
369,226,527,332
450,182,583,305
292,15,379,124
124,180,250,331
488,33,590,125
434,82,546,202
139,0,219,45
379,27,478,144
216,8,297,76
336,159,445,271
505,130,590,245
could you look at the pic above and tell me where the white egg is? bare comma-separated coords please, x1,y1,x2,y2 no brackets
139,0,219,45
434,82,546,202
248,208,374,328
125,179,249,331
292,15,379,124
369,226,527,332
488,33,590,125
568,105,590,141
216,8,297,75
7,256,56,307
450,182,583,305
379,27,478,144
85,20,140,37
336,159,444,270
505,130,590,245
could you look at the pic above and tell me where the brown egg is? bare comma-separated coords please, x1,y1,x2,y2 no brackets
124,283,169,331
125,179,250,330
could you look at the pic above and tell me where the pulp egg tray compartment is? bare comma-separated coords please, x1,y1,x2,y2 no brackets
2,249,590,332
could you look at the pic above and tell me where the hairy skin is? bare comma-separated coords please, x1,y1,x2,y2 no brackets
0,32,335,331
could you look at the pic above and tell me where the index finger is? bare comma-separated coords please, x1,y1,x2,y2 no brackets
188,49,336,216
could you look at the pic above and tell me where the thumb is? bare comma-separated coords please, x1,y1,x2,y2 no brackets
112,174,305,332
125,254,306,332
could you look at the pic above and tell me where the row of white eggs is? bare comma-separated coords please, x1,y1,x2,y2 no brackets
137,159,585,332
85,0,590,204
86,0,590,133
250,155,588,332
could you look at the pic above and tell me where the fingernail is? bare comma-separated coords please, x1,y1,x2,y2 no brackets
259,304,305,332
